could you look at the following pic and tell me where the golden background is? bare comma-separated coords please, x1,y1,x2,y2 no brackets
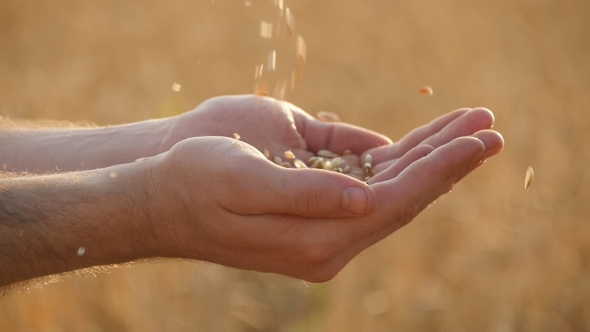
2,0,590,330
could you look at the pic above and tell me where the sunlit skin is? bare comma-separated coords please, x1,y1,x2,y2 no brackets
0,95,504,288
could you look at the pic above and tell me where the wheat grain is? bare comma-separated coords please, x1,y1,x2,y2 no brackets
317,149,338,158
317,111,340,123
283,150,296,160
525,166,534,190
419,86,433,95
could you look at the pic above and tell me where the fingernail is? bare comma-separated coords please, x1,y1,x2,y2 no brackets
342,187,368,215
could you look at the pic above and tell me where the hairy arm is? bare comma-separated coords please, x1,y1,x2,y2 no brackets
0,162,155,289
0,116,179,172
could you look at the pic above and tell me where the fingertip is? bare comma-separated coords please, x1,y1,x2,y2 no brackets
472,130,505,157
469,107,495,128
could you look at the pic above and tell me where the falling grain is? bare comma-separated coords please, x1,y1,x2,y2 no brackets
233,133,241,140
267,50,277,72
525,166,534,190
171,83,181,92
255,82,269,96
296,35,306,65
285,8,295,37
419,86,433,95
260,21,273,39
274,0,284,13
264,149,270,159
254,64,264,79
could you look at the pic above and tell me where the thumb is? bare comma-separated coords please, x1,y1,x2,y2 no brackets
240,160,376,218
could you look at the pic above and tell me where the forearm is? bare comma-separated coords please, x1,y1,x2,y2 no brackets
0,117,177,172
0,162,156,287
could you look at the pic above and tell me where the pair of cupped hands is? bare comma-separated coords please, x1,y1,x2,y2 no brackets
140,95,503,282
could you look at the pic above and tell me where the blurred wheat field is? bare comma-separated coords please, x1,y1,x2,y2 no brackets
1,0,590,331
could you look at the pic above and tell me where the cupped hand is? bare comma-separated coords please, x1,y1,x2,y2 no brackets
167,95,500,179
143,124,504,282
167,95,392,166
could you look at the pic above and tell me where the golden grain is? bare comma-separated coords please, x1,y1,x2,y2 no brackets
255,82,269,96
294,159,307,169
267,50,277,72
283,150,296,160
296,35,306,65
317,149,338,158
331,157,344,168
525,166,534,190
419,86,433,95
308,156,322,165
317,111,340,123
311,159,324,169
260,21,273,39
285,8,294,37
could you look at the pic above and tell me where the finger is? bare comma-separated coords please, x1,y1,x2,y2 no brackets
368,145,434,184
287,105,392,155
367,136,486,236
419,108,495,148
235,158,377,218
363,108,470,164
313,137,488,273
454,129,505,183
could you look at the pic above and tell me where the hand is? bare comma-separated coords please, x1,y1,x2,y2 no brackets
141,115,503,283
167,95,500,180
165,95,392,168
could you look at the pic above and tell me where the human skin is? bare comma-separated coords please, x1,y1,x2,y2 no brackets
0,95,504,288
